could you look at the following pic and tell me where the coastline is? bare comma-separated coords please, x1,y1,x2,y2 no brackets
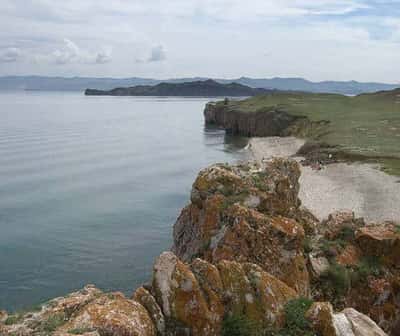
248,136,400,223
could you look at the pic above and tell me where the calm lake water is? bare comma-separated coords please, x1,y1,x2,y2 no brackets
0,92,247,311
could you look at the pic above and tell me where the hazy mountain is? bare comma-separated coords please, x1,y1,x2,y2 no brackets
0,75,398,95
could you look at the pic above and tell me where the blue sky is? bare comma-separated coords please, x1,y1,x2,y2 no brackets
0,0,399,82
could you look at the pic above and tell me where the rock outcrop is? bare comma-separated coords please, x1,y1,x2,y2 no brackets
173,159,311,296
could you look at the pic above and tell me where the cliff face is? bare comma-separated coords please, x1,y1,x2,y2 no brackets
204,102,303,137
1,159,398,336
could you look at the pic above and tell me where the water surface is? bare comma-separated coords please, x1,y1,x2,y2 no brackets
0,92,247,311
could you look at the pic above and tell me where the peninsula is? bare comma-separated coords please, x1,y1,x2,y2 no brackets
84,79,272,97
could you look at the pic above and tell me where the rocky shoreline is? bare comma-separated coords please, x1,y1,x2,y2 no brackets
1,157,399,335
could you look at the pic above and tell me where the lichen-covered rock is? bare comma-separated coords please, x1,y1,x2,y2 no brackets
0,285,103,336
210,206,309,296
0,286,156,336
0,310,7,323
242,263,298,327
173,159,310,296
309,253,330,277
322,211,364,240
356,223,400,267
306,302,337,336
336,244,362,266
152,252,223,336
150,252,297,335
306,302,388,336
59,293,156,336
132,287,165,335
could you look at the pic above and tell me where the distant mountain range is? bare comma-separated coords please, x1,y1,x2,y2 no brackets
85,79,271,97
0,75,398,95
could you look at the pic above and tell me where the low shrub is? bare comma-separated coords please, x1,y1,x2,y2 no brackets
4,315,22,325
303,236,313,253
40,313,67,333
68,327,95,334
351,256,382,284
278,298,314,336
221,314,259,336
321,263,351,296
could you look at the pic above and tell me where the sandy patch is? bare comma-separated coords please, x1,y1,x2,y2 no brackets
248,137,400,223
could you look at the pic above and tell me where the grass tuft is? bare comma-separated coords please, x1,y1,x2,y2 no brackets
277,298,314,336
221,314,259,336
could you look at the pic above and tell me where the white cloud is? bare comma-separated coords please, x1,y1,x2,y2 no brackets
0,47,21,62
96,49,112,64
148,45,166,62
47,39,112,65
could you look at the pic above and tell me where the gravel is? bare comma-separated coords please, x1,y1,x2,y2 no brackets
249,137,400,223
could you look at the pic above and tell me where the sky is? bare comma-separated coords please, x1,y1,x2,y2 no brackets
0,0,399,82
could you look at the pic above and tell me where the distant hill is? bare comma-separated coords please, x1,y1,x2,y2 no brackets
84,79,271,97
230,77,400,95
0,75,398,95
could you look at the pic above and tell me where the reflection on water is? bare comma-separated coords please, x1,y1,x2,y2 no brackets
204,124,250,154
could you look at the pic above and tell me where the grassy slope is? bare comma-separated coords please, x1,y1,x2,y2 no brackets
225,89,400,175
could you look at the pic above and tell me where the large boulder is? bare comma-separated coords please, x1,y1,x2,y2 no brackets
59,292,156,336
151,252,297,335
306,302,388,336
152,252,224,336
356,223,400,267
132,287,165,336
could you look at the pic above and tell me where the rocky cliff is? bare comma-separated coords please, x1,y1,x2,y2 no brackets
204,102,300,137
204,101,328,138
1,159,398,336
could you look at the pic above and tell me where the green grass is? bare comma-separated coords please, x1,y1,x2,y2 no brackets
40,313,67,333
68,327,95,334
277,298,314,336
4,304,44,326
321,263,351,297
221,314,259,336
351,256,382,285
4,315,23,325
222,89,400,175
302,236,313,254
